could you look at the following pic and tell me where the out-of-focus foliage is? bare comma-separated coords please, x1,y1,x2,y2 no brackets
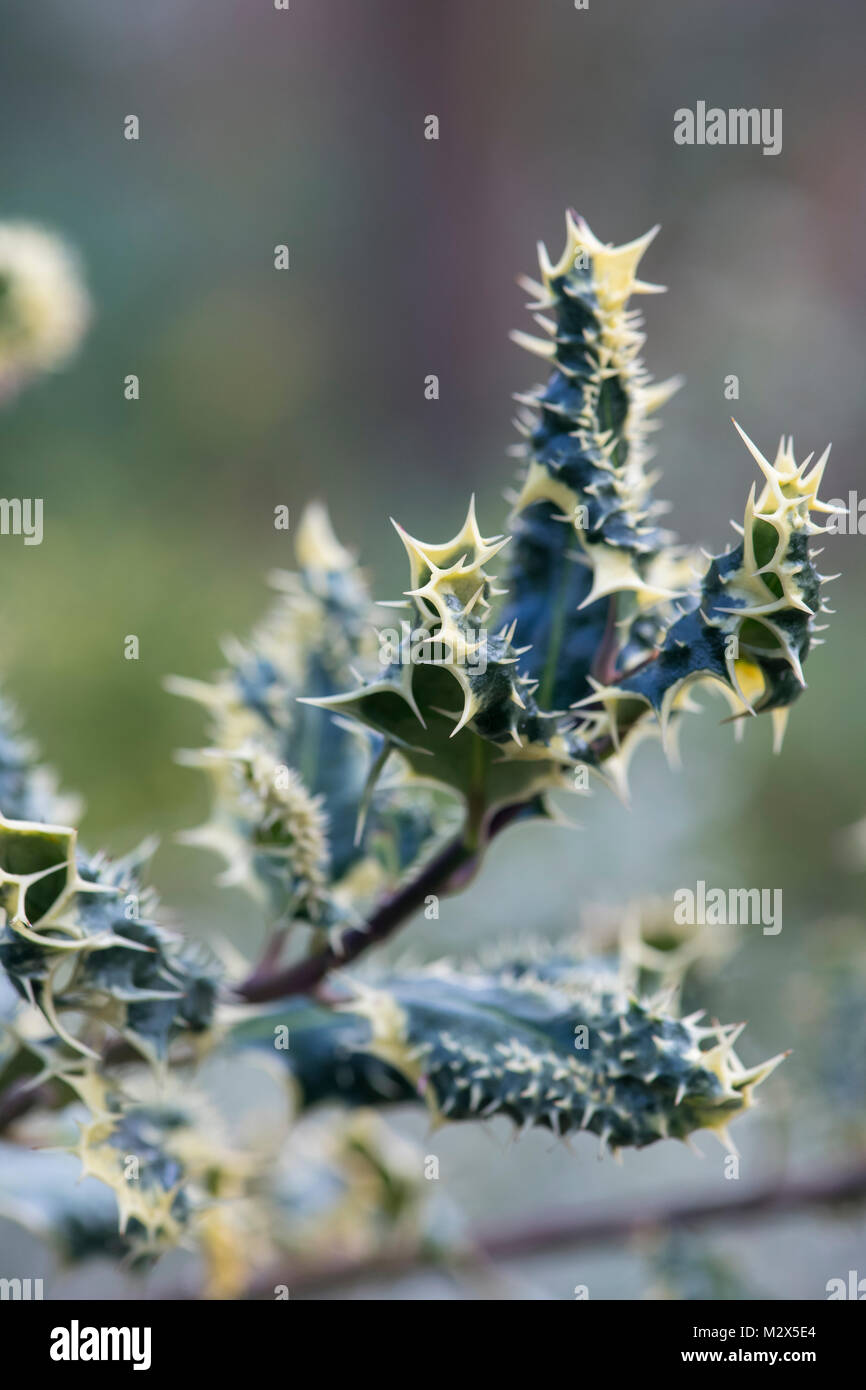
642,1231,764,1301
169,502,458,946
0,223,89,398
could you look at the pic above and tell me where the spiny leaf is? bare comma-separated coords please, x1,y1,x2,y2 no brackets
230,943,783,1156
57,1067,256,1262
503,212,682,711
575,425,841,766
307,499,593,827
0,816,221,1061
340,951,782,1154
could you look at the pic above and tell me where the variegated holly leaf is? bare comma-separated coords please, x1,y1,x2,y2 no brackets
229,945,782,1156
306,501,593,832
341,960,780,1153
574,424,841,772
503,213,683,711
0,814,221,1062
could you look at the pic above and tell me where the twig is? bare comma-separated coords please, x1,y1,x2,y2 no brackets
472,1160,866,1258
236,802,527,1003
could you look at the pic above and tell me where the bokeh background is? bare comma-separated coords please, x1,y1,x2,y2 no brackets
1,0,865,1298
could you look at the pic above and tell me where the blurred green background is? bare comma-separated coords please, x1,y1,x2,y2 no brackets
1,0,864,1298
